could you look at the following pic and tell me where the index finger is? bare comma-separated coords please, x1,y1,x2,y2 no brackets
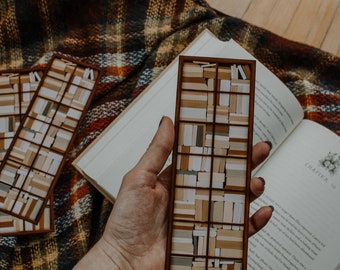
252,141,272,169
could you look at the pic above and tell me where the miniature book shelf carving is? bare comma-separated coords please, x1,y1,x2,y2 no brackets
0,56,100,225
0,69,54,235
166,56,256,270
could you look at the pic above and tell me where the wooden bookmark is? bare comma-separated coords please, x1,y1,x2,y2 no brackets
0,68,54,235
166,56,256,270
0,69,44,165
0,56,101,224
0,197,54,235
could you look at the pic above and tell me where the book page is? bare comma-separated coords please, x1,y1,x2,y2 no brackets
218,39,303,148
249,120,340,270
73,30,303,200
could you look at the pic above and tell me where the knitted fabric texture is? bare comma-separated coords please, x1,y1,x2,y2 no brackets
0,0,339,269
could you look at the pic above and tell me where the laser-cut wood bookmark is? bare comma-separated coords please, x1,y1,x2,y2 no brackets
0,68,54,235
166,56,256,270
0,56,101,224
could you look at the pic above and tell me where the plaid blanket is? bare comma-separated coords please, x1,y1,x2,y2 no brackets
0,0,339,269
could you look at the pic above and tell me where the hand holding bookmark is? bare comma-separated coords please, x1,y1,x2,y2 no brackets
74,116,272,270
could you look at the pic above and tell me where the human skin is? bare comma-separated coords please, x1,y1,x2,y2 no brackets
74,116,273,270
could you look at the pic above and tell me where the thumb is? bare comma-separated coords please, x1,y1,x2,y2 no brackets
134,116,175,175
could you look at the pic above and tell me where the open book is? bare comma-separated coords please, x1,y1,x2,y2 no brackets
73,30,340,269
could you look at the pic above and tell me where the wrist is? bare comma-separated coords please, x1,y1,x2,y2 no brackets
73,237,133,270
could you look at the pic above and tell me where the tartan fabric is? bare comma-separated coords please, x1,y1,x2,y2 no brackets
0,0,339,269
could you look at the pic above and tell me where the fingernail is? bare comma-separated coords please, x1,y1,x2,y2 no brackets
258,177,266,185
269,205,274,212
159,116,164,128
264,141,273,150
